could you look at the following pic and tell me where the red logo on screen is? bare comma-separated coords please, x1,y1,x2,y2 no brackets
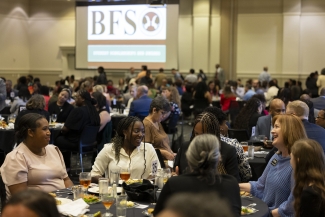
143,12,160,31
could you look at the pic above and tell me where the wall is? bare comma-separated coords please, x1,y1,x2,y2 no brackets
1,0,325,87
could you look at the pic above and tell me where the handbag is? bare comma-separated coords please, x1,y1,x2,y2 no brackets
122,179,157,202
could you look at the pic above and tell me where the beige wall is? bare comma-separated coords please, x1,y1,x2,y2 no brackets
1,0,325,87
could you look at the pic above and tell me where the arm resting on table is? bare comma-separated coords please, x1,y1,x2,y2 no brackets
8,182,28,195
64,177,74,188
239,183,251,192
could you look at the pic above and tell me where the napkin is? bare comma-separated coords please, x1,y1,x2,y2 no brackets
57,198,89,217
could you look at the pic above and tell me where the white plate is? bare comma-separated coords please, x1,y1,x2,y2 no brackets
56,198,73,205
87,186,123,194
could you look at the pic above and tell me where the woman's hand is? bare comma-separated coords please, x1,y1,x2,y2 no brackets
63,177,74,188
271,209,280,217
239,183,251,192
8,182,28,196
160,150,176,160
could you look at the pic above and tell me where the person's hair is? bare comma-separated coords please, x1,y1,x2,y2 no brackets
190,69,195,74
3,189,60,217
91,91,107,109
77,90,100,126
15,113,45,142
245,83,252,90
93,85,104,93
269,80,276,87
175,80,182,87
26,94,45,110
40,85,49,96
111,116,147,178
18,86,31,102
208,81,217,95
320,88,325,96
60,88,71,99
272,114,307,154
186,134,221,184
142,65,148,71
204,107,227,124
149,96,171,113
185,84,193,93
27,74,33,81
299,99,315,123
234,98,261,130
194,82,208,99
164,192,234,217
98,66,104,73
321,68,325,75
251,94,266,104
33,78,40,83
190,112,220,142
159,68,164,72
18,76,27,85
223,85,235,98
287,100,309,118
292,139,325,217
162,86,181,107
33,82,41,91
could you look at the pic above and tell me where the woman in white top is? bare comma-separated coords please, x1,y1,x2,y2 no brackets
91,116,160,183
1,113,73,198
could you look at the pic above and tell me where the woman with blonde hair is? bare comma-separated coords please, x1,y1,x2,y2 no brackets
161,86,181,113
239,114,307,217
291,139,325,217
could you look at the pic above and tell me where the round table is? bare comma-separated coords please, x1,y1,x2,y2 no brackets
59,192,269,217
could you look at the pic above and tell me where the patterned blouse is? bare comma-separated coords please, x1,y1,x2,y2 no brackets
220,135,252,182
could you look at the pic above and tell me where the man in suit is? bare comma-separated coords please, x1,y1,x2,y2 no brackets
255,98,285,139
128,85,152,119
286,100,325,152
311,88,325,110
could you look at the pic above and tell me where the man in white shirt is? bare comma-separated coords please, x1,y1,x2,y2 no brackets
258,66,271,83
215,64,225,88
185,69,197,84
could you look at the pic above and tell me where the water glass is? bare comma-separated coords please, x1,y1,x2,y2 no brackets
99,178,109,196
72,185,84,200
248,145,254,159
116,195,127,217
51,114,57,123
110,168,120,185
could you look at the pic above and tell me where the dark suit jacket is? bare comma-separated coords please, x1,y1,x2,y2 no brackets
128,95,152,118
303,119,325,152
174,140,240,182
255,115,272,139
154,173,241,217
311,97,325,110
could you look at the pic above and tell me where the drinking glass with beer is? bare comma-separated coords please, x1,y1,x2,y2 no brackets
241,142,248,152
120,168,131,182
79,172,91,195
101,190,115,217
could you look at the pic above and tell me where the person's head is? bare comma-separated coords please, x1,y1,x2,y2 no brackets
57,88,71,105
286,100,309,120
185,84,193,93
194,82,208,98
245,83,252,92
215,64,220,69
129,85,137,98
269,80,276,87
252,79,260,89
269,98,286,117
107,80,113,87
191,112,220,142
33,82,41,94
18,86,31,101
171,68,176,74
6,80,12,91
157,192,234,217
300,94,310,101
93,85,104,93
190,69,195,74
91,91,106,110
15,113,50,147
320,88,325,96
39,86,49,96
161,87,180,106
251,94,266,110
26,94,45,110
159,68,164,73
271,114,307,154
18,76,27,85
27,74,33,83
149,96,171,123
97,66,104,74
2,189,60,217
234,98,262,129
291,139,325,217
75,89,97,107
208,81,215,90
33,78,40,83
223,85,233,96
186,134,221,184
130,67,134,74
136,85,148,98
321,68,325,75
142,65,148,71
263,66,268,71
316,109,325,128
204,107,228,137
111,117,145,163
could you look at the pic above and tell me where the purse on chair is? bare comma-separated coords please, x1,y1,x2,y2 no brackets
122,179,157,202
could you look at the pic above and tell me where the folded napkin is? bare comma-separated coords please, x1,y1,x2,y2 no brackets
57,198,89,217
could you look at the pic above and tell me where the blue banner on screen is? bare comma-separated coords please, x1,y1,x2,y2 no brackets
88,45,166,62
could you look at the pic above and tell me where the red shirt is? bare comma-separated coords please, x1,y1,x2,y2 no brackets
220,94,236,111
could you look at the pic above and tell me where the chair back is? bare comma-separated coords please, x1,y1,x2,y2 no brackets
228,128,249,142
79,125,100,153
136,115,146,122
0,175,6,211
155,149,166,169
18,105,26,113
164,113,180,134
212,101,221,108
97,121,112,152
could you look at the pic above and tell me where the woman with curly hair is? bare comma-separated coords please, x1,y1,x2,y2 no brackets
91,116,160,183
291,139,325,217
233,97,262,137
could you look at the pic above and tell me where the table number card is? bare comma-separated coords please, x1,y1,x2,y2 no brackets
152,160,158,175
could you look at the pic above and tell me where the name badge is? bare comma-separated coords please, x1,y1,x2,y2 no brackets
271,158,278,166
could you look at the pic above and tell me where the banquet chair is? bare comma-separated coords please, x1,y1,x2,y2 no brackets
73,125,100,173
228,128,249,143
0,175,6,211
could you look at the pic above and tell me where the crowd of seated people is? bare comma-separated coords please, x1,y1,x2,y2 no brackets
2,66,325,217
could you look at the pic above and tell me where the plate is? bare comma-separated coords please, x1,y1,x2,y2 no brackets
240,191,252,198
241,206,258,215
87,186,123,194
142,210,153,217
56,198,72,205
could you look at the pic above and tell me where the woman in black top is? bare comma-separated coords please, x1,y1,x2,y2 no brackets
291,139,325,217
154,134,241,217
233,97,262,137
55,90,100,169
48,88,74,123
193,81,212,117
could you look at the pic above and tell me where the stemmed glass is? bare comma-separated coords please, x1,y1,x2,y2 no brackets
51,114,57,123
101,191,115,217
120,168,131,182
79,172,91,195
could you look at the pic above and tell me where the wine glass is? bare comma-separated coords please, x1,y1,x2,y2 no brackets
101,191,115,217
51,114,57,123
120,168,130,182
79,172,91,195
